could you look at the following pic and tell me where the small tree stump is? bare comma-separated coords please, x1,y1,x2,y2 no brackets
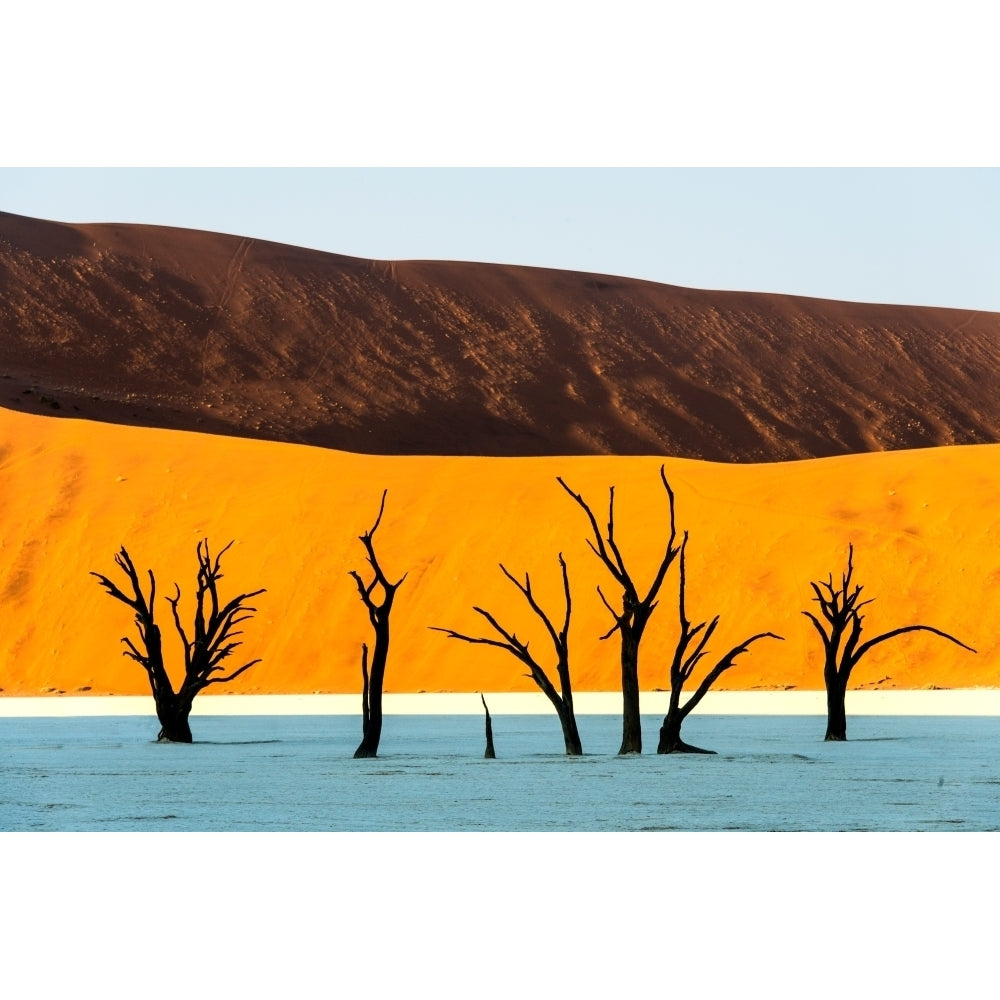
481,693,496,759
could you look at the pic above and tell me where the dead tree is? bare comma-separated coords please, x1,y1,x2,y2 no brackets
657,534,783,753
804,543,976,741
558,466,681,754
432,555,583,755
92,540,264,742
481,693,497,758
350,490,406,759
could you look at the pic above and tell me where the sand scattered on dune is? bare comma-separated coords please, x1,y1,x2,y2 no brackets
0,409,996,697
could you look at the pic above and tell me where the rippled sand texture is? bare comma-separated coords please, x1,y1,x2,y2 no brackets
2,210,999,462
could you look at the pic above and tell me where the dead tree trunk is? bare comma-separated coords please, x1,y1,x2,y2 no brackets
432,554,583,755
359,643,370,741
92,541,264,742
350,491,406,759
804,543,976,741
656,535,782,753
824,673,849,742
481,693,497,758
153,691,195,744
558,466,681,755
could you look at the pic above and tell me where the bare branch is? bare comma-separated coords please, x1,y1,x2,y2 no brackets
681,632,784,719
678,617,719,684
603,486,631,583
802,610,832,649
474,605,527,651
498,562,563,654
369,489,388,538
202,659,261,686
429,625,518,653
166,584,192,672
854,624,976,664
558,553,572,645
641,465,681,608
556,477,627,587
121,636,146,665
841,611,865,666
357,490,403,593
677,533,691,629
90,571,134,608
595,585,622,640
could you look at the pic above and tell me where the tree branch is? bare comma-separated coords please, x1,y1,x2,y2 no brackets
681,632,784,719
429,625,520,654
802,610,832,650
853,624,976,665
641,465,680,609
202,659,261,686
556,477,627,587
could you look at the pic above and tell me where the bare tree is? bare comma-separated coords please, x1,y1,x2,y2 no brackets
350,490,406,758
657,534,783,753
557,466,681,754
432,555,583,755
92,540,264,742
804,543,976,741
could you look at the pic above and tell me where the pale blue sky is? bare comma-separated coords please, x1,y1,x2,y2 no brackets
3,168,999,312
4,8,999,311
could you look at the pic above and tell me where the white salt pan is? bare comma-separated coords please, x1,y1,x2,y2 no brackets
2,689,999,717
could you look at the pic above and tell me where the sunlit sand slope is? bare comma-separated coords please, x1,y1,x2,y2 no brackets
0,409,996,696
2,210,999,461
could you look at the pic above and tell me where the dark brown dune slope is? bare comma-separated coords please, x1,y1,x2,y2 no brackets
1,210,998,461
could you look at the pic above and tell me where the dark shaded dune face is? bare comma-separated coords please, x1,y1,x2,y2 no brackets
1,211,998,461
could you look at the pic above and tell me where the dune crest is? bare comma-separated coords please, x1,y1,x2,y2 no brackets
2,210,999,462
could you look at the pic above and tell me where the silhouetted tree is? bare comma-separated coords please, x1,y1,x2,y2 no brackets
481,693,497,758
432,555,583,755
350,490,406,759
657,534,783,753
92,540,264,742
558,466,681,754
804,543,976,741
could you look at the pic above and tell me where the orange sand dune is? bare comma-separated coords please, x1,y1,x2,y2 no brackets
2,210,999,462
1,409,996,698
